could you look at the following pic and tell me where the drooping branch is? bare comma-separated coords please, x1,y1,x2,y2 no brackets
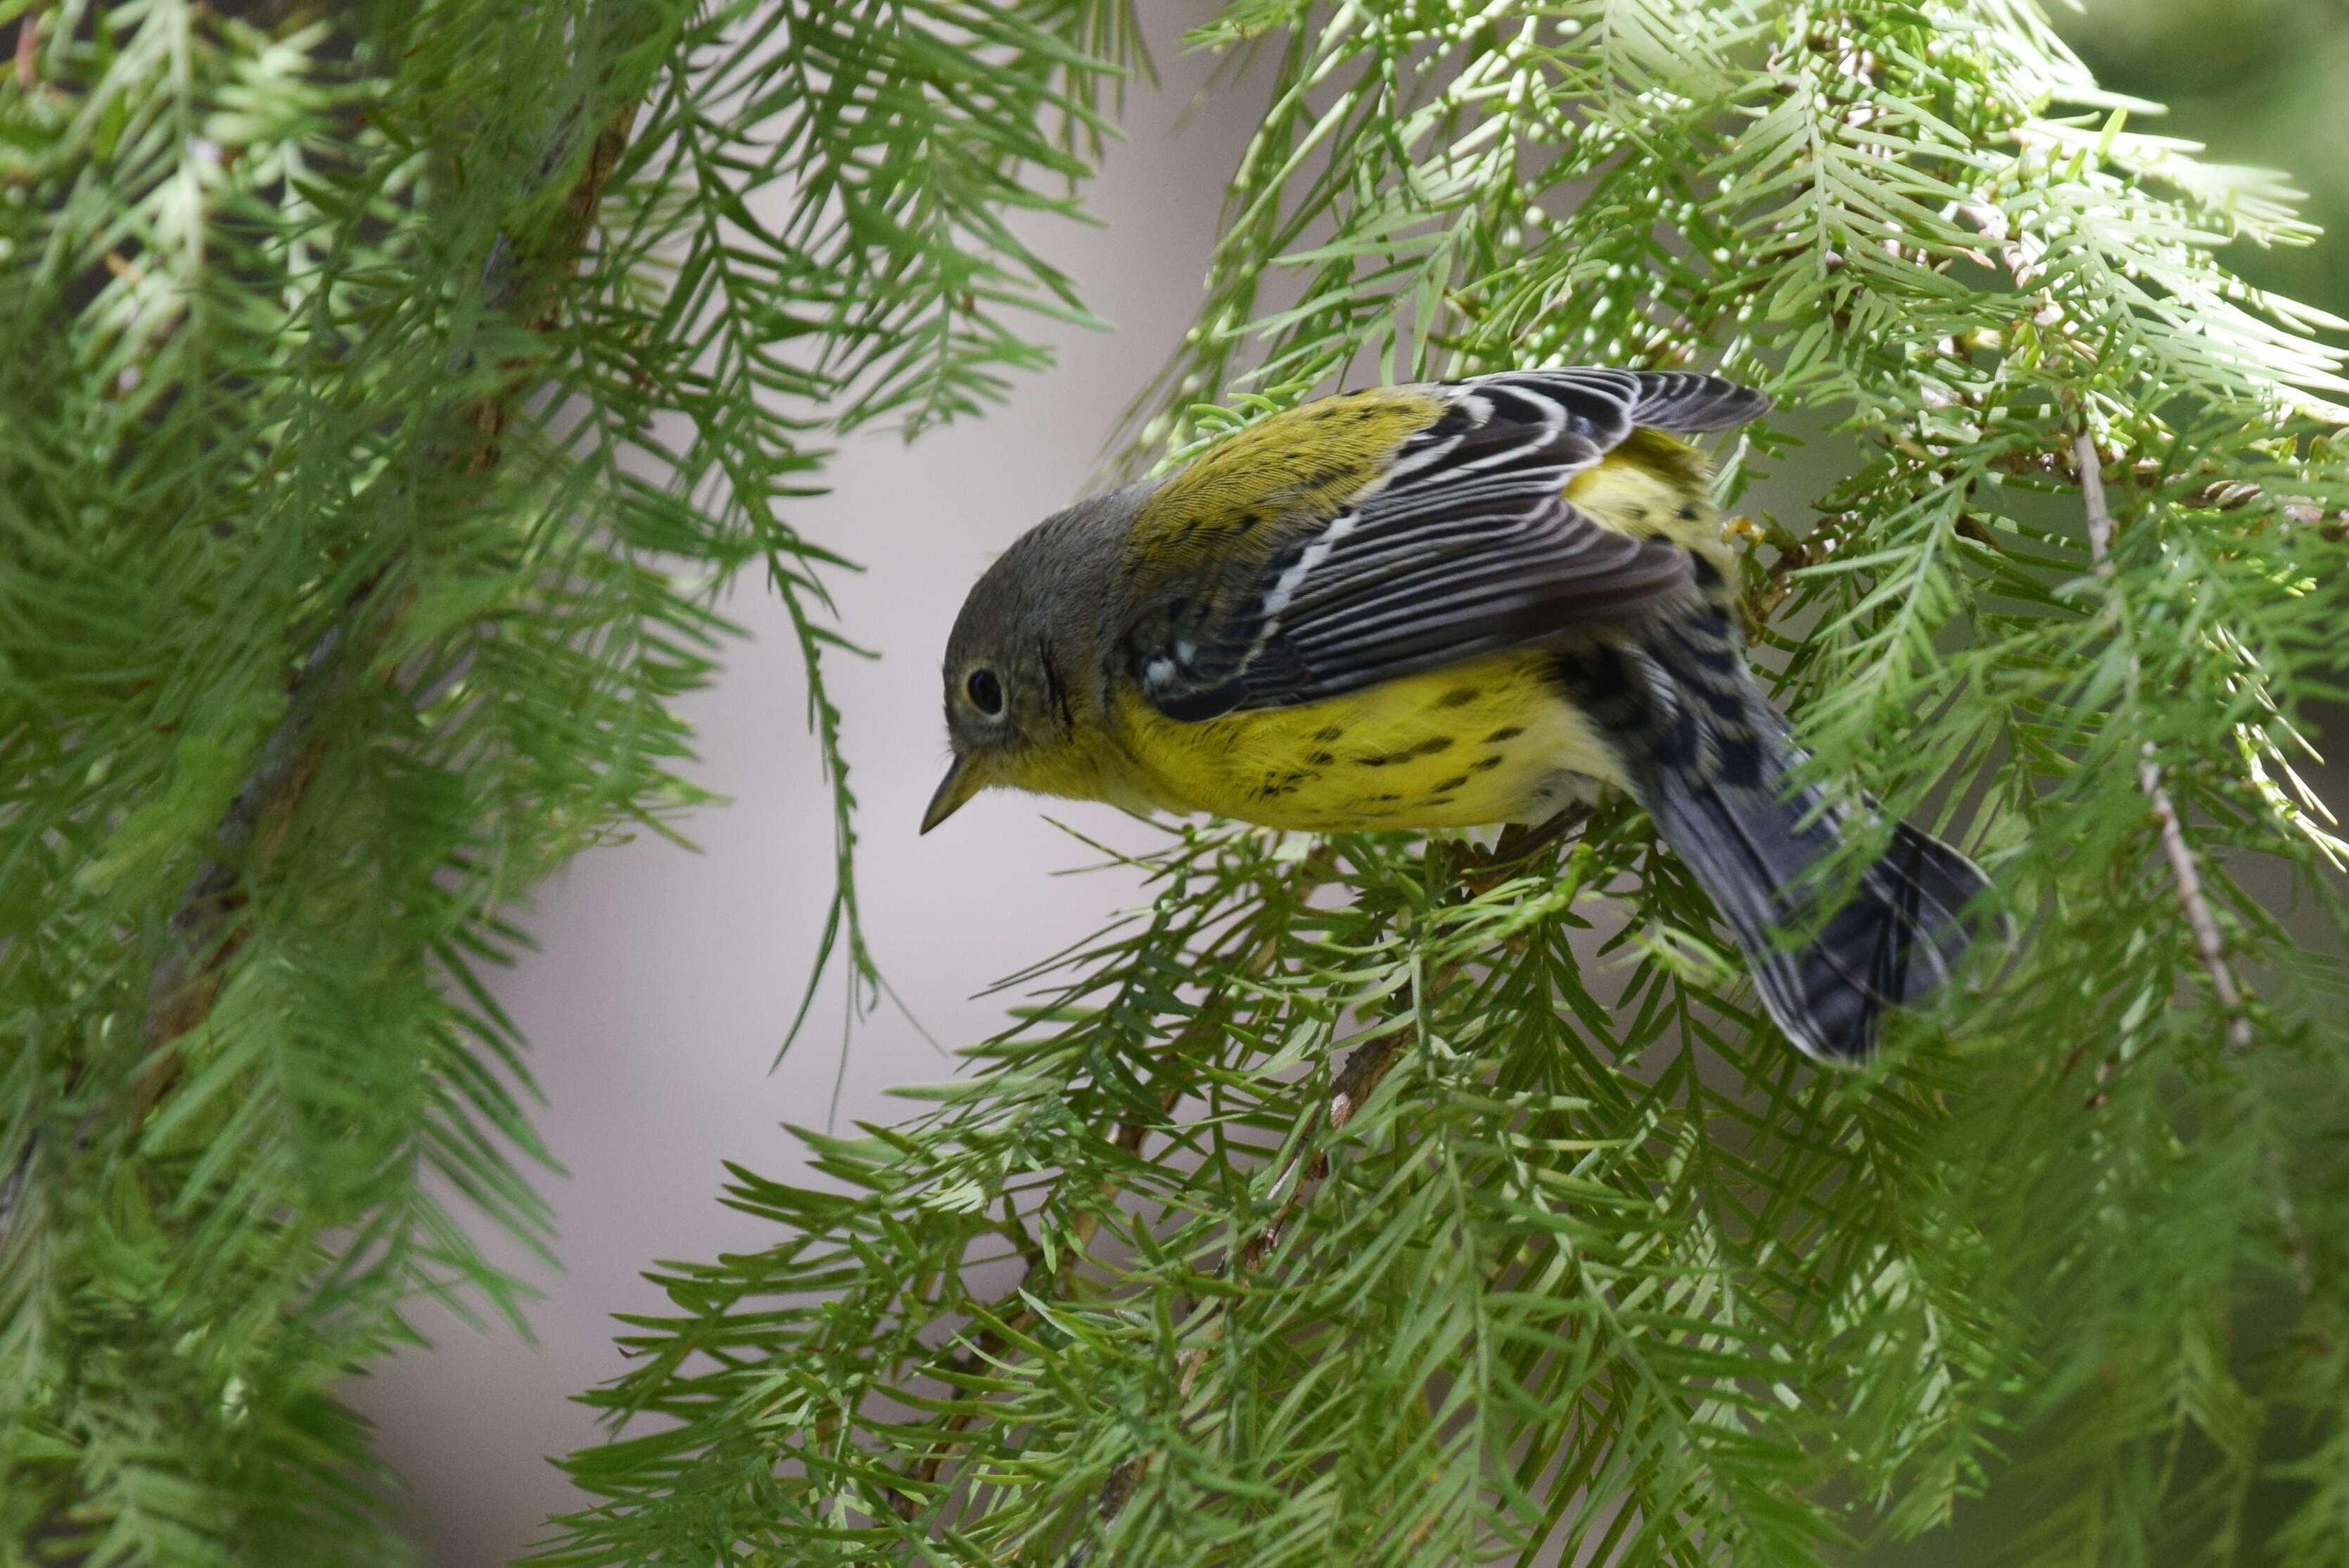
138,101,639,1063
1072,837,1588,1564
875,862,1330,1527
2074,431,2255,1053
0,95,648,1256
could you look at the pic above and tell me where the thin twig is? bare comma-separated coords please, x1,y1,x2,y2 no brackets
13,6,40,91
1963,189,2279,1052
1987,444,2348,531
2075,431,2255,1052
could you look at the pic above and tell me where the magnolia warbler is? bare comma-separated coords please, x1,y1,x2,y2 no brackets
924,368,1992,1061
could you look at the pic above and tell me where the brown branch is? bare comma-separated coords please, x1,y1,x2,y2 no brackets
2075,431,2255,1053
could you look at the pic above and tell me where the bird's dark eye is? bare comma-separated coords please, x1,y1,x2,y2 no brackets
965,667,1005,717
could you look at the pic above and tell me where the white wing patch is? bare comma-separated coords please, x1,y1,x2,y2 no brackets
1261,506,1361,620
1231,504,1365,684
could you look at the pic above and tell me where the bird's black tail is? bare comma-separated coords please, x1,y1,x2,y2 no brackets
1640,757,1992,1062
1555,616,1994,1062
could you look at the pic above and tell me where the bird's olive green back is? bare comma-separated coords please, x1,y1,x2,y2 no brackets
1121,388,1446,589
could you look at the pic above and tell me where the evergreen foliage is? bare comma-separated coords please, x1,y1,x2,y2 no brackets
11,0,2349,1564
0,0,1131,1560
543,4,2349,1566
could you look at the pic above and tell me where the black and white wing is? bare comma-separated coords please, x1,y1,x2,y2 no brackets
1133,368,1769,722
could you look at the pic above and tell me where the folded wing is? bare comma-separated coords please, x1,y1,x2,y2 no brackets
1133,369,1770,722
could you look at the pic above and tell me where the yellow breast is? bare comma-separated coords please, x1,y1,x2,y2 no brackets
1113,651,1622,831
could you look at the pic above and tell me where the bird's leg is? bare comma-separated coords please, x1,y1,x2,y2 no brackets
1456,803,1593,895
1493,803,1591,862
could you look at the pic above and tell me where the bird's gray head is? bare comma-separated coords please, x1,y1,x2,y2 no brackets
922,485,1150,832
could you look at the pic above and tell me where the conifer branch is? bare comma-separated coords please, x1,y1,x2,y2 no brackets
6,4,1151,1556
4,32,648,1317
136,101,639,1069
1072,848,1517,1562
880,1097,1180,1525
1073,1019,1413,1562
2074,431,2257,1054
886,872,1324,1531
1064,824,1604,1560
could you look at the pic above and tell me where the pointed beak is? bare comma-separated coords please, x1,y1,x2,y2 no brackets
920,753,984,834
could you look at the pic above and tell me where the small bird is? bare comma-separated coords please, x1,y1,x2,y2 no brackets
925,368,1992,1060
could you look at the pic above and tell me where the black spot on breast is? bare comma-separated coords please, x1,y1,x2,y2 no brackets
1362,746,1446,775
1472,754,1505,772
1429,775,1470,794
1313,725,1346,741
1425,796,1458,808
1358,735,1454,768
1624,506,1650,523
1484,725,1526,744
1368,792,1402,804
1235,511,1260,533
1308,751,1335,765
1434,687,1480,708
1677,504,1701,522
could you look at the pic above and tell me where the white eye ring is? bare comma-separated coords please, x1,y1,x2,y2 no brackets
965,666,1006,719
